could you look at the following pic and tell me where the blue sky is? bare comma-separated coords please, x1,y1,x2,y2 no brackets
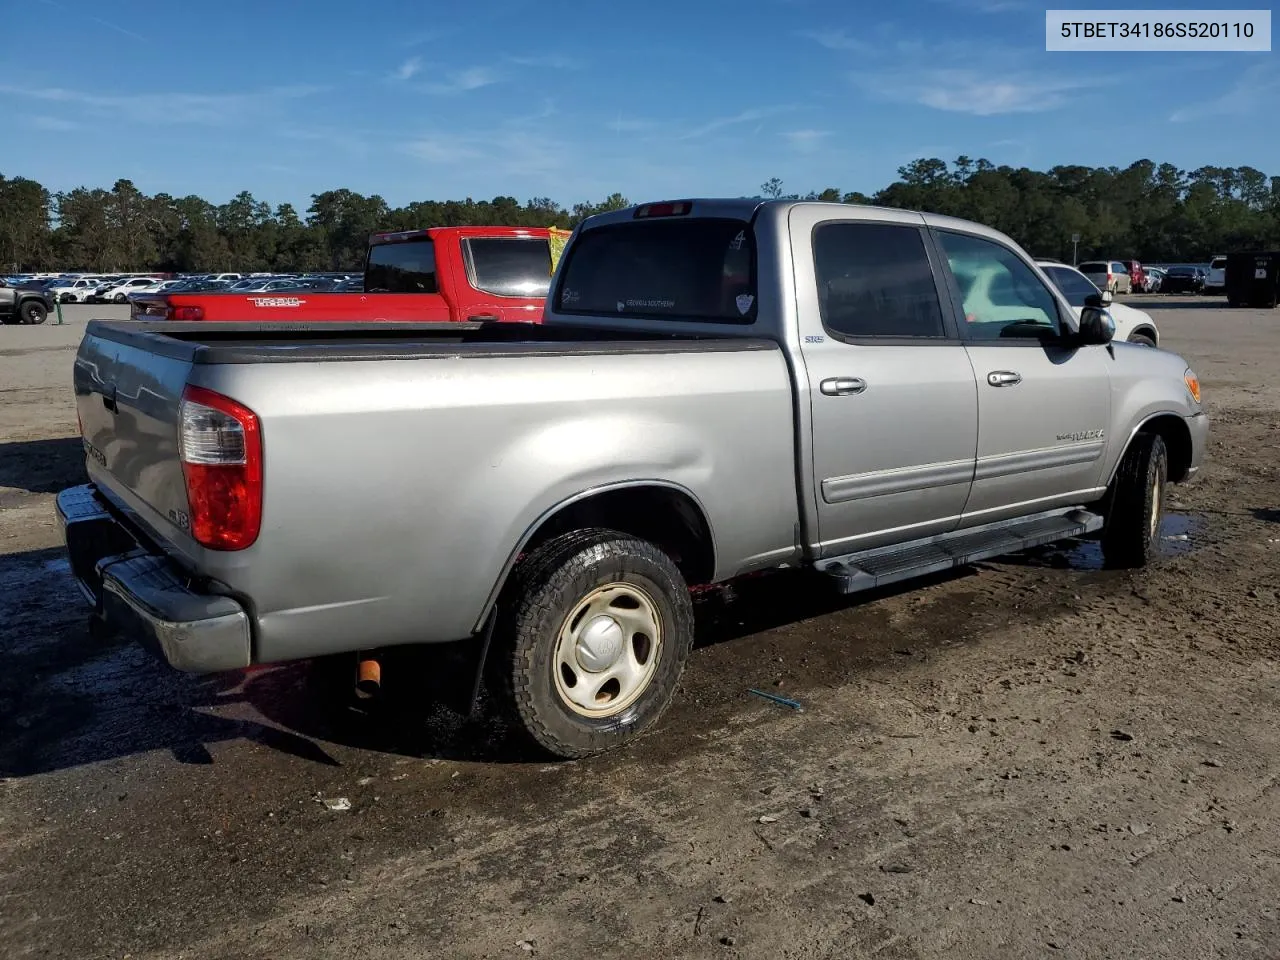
1,0,1276,209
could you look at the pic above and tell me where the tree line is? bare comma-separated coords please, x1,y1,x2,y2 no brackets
2,158,1278,273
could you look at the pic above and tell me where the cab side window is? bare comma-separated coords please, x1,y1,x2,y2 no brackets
812,222,947,339
936,230,1063,341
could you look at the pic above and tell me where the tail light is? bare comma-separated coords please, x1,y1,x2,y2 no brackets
178,385,263,550
168,305,204,321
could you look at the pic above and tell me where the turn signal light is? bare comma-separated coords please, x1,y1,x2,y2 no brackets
1184,370,1201,404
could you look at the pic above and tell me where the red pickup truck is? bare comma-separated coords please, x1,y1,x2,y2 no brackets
130,226,567,323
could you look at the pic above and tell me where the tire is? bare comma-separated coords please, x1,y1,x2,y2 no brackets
1101,432,1167,569
1128,333,1156,348
19,301,48,325
113,293,127,303
493,527,695,759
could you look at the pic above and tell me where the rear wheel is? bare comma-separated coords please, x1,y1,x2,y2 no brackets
1102,433,1167,569
19,301,48,325
494,528,695,759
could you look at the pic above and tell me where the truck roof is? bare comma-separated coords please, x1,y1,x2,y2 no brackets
368,225,563,245
577,198,1019,250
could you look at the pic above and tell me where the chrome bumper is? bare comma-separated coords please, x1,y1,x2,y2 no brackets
55,484,252,673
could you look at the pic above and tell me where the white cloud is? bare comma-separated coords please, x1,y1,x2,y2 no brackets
28,115,80,131
858,67,1097,115
392,57,423,81
422,67,500,94
782,129,831,152
929,0,1027,11
403,129,566,176
1170,63,1280,122
608,116,657,134
677,107,794,141
38,0,145,42
0,83,325,125
796,28,872,52
508,54,581,70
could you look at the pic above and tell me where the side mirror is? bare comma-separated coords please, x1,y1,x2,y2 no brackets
1078,306,1116,345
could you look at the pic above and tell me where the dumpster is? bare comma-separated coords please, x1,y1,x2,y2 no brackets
1226,251,1280,308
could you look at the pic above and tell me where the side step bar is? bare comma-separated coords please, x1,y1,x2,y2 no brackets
816,508,1105,595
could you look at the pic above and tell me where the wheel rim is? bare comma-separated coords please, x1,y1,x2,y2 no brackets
552,582,663,718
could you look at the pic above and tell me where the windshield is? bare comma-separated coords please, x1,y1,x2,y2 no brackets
555,217,756,323
1169,266,1194,275
1210,258,1227,268
1042,265,1101,307
1077,262,1106,273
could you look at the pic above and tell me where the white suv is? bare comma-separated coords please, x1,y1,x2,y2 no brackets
49,278,103,302
1205,256,1227,294
1037,260,1160,347
98,277,163,303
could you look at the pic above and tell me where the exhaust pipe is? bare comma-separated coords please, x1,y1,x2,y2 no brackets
355,654,381,700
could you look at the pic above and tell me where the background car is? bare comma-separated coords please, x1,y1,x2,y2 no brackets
1036,260,1160,347
97,277,163,303
1161,265,1205,293
1077,260,1132,294
48,278,102,302
1143,266,1165,292
1205,256,1227,294
1120,260,1148,292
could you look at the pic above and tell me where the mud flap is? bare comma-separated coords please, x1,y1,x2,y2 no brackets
424,609,497,717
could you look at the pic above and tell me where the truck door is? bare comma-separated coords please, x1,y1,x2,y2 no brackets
789,206,979,557
456,234,554,322
930,227,1112,524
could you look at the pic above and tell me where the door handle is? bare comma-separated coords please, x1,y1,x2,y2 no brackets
819,377,867,396
987,370,1022,387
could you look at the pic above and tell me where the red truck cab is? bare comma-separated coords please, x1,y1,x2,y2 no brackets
130,226,567,323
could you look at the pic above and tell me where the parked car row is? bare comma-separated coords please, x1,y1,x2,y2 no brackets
1,271,361,304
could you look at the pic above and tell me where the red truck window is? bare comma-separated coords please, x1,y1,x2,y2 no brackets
462,237,553,298
366,239,438,293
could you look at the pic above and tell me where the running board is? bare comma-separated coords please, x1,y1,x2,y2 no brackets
816,509,1105,595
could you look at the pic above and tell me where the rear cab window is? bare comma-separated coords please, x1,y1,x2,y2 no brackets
365,239,438,293
463,237,553,298
812,222,948,339
555,217,756,322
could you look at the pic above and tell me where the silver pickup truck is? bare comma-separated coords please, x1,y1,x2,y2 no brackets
58,198,1208,758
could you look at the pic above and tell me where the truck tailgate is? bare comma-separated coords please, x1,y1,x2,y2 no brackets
73,329,194,550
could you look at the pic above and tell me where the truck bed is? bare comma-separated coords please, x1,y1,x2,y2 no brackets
86,320,778,362
73,319,800,663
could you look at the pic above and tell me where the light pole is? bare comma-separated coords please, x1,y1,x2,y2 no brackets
1071,233,1081,266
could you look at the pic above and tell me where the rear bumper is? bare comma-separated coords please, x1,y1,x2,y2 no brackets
56,484,252,674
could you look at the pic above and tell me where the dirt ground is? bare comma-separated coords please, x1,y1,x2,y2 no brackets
2,299,1278,960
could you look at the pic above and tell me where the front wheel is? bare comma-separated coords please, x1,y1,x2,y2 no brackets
113,293,127,303
495,528,695,759
1102,432,1168,569
19,301,48,325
